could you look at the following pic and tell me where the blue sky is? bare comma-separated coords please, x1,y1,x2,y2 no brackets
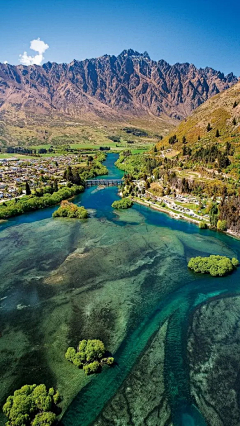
1,0,240,75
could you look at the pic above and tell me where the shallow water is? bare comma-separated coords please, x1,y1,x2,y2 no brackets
1,154,240,425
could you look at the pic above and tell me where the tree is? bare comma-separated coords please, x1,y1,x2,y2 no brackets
25,181,31,195
206,123,212,132
217,219,227,231
53,201,88,219
165,186,171,196
106,357,114,365
64,166,73,182
233,117,237,125
169,134,177,145
215,129,220,137
65,339,113,375
182,136,187,144
199,221,208,229
112,198,133,209
233,101,238,108
32,412,56,426
232,258,239,267
53,180,58,192
65,347,76,362
225,142,232,155
188,255,238,277
3,384,59,426
83,361,100,375
72,170,82,185
209,203,219,228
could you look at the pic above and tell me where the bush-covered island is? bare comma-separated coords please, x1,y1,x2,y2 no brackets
65,339,114,375
2,384,60,426
188,255,239,277
112,198,133,209
52,200,88,219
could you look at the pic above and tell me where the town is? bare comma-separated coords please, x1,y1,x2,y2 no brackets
0,154,82,201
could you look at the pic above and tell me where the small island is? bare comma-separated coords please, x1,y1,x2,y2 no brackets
188,255,239,277
53,200,88,219
65,339,114,375
112,198,133,209
3,384,60,426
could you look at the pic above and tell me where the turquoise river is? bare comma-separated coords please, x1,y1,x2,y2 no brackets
1,153,240,426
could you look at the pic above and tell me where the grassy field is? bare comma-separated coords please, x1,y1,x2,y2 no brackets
0,144,151,160
0,153,39,160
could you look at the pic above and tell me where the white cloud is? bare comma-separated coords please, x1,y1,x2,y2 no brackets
19,38,49,66
3,61,8,64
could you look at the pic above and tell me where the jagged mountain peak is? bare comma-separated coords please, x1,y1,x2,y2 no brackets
0,50,238,141
119,49,150,59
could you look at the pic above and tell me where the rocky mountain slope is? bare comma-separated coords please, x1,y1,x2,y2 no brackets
0,49,238,145
158,80,240,149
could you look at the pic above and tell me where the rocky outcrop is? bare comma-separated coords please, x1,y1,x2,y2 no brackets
0,49,237,123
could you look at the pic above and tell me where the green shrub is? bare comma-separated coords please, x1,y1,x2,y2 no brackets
83,361,100,375
199,221,208,229
84,339,105,362
65,339,114,375
217,219,227,231
53,200,88,219
2,384,59,426
188,255,239,277
232,257,239,267
32,411,56,426
112,198,133,209
106,357,115,365
72,352,84,368
65,347,76,362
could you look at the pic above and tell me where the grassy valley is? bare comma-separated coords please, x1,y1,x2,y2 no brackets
0,110,173,149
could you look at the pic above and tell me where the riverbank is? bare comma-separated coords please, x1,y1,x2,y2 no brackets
132,196,240,240
133,197,202,225
0,185,84,220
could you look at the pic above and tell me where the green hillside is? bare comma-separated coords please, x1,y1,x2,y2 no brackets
158,81,240,152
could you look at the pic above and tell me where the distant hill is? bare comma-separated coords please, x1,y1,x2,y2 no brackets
0,49,238,146
158,80,240,150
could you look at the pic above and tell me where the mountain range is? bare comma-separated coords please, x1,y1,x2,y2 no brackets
0,49,238,145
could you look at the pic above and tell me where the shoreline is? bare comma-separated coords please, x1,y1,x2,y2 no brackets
132,197,240,241
133,197,200,225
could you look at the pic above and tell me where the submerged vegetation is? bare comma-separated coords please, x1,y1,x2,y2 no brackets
112,198,133,209
188,255,239,276
65,339,114,375
2,384,60,426
53,200,88,219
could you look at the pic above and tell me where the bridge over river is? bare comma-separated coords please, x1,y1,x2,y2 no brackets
85,179,123,187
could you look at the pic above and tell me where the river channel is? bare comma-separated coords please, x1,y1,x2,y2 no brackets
1,153,240,426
